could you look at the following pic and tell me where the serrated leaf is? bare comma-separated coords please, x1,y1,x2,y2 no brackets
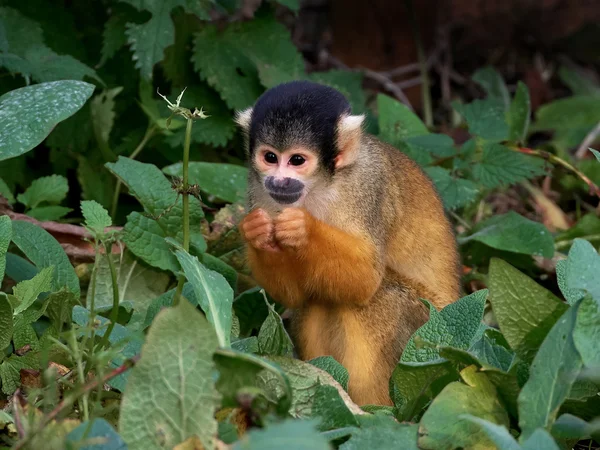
418,365,510,450
307,70,366,113
573,296,600,368
12,266,53,315
192,12,304,109
377,94,428,145
405,133,456,158
20,46,102,84
453,97,509,141
565,238,600,306
17,175,69,209
488,258,568,363
66,418,127,450
312,384,359,431
26,205,72,221
508,81,531,142
232,419,329,450
472,66,510,110
257,297,294,357
308,356,349,391
0,294,13,350
100,13,130,66
163,161,248,204
472,142,546,189
338,414,418,450
90,86,123,153
0,352,38,395
81,199,112,235
119,298,220,449
174,248,234,347
11,220,80,297
518,304,582,440
0,215,11,281
425,167,479,210
401,290,488,363
459,211,554,258
0,80,94,162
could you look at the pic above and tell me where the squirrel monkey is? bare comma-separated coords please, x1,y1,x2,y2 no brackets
236,81,461,406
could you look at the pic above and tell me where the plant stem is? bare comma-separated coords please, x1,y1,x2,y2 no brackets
97,242,120,350
110,125,156,219
405,0,432,128
173,118,194,307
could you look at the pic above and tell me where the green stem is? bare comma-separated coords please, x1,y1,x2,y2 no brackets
110,126,156,219
173,118,193,307
97,242,120,350
556,234,600,251
405,0,432,128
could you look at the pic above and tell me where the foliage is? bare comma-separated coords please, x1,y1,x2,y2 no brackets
0,1,599,449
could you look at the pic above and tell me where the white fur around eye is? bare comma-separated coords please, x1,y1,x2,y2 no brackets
234,107,253,131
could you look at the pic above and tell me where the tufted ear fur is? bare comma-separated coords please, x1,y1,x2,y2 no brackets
234,107,253,133
335,114,365,169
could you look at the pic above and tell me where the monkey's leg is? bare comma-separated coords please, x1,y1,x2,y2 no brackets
339,273,429,406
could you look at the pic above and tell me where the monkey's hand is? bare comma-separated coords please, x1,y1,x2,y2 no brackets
239,209,281,252
274,208,311,250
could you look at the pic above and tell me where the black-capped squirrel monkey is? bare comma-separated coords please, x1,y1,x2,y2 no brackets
236,81,461,406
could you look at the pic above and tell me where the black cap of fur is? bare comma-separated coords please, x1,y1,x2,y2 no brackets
249,81,351,175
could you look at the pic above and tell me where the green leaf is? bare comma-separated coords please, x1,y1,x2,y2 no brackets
0,215,11,281
273,0,300,11
552,414,600,440
459,211,554,258
377,94,428,145
11,220,80,297
100,13,130,66
556,260,585,305
488,258,568,363
0,80,95,162
0,352,38,394
257,297,294,357
518,304,582,440
401,290,488,363
119,298,220,449
164,84,236,148
0,177,15,204
472,66,510,109
307,70,366,113
66,418,127,450
418,365,510,450
143,283,197,329
508,81,531,142
90,87,123,154
17,175,69,209
163,161,248,204
26,205,72,221
12,266,53,315
405,133,456,157
308,356,349,391
424,167,479,210
534,96,600,133
453,98,509,141
192,12,304,109
81,200,112,235
558,65,600,97
232,419,330,450
565,238,600,306
573,296,600,368
311,384,358,431
0,294,13,350
469,330,514,372
590,147,600,162
339,414,418,450
462,416,520,450
472,142,546,189
174,248,234,347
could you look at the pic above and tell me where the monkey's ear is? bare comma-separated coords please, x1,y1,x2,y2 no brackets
335,114,365,169
234,107,253,133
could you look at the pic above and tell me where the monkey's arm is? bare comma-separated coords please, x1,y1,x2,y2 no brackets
275,208,383,306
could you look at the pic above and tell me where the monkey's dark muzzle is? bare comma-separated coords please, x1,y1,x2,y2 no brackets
265,176,304,204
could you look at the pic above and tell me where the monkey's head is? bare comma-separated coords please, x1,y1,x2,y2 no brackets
235,81,365,207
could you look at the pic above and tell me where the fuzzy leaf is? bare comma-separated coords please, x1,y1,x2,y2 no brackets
311,384,358,431
232,419,329,450
66,418,127,450
119,298,220,449
12,266,53,315
508,81,531,142
11,220,80,297
0,80,94,162
26,206,72,221
0,294,13,350
573,296,600,368
466,417,561,450
174,248,234,347
556,259,585,305
0,352,38,394
453,98,509,141
425,167,479,210
339,414,418,450
377,94,428,145
488,258,568,363
459,211,554,258
308,356,349,391
257,298,294,357
81,200,113,235
17,175,69,209
0,177,15,205
518,304,582,439
0,215,11,281
565,238,600,306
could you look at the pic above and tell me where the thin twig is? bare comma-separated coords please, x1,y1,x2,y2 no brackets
362,68,414,110
575,121,600,159
397,77,422,90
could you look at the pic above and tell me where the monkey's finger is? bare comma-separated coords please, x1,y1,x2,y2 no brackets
242,217,272,234
245,226,273,241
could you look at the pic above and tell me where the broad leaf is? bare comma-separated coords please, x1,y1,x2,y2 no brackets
453,98,508,141
232,419,329,450
0,215,11,281
534,96,600,133
308,356,349,391
339,414,418,450
17,175,69,209
11,220,80,297
466,417,561,450
565,238,600,306
312,384,358,431
573,296,600,368
81,199,112,235
0,352,38,394
518,304,582,439
459,211,554,258
307,70,366,113
0,294,13,350
174,248,234,347
26,205,72,221
119,298,220,449
556,260,585,305
90,86,123,157
558,65,600,97
163,161,248,204
12,266,53,315
425,167,479,210
552,413,600,440
377,94,428,145
488,258,568,363
508,81,531,142
257,297,294,357
66,418,127,450
472,66,510,109
0,80,94,161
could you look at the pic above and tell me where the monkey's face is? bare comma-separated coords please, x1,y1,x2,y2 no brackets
253,145,321,205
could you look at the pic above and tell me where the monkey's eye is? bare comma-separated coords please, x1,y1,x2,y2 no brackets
289,154,306,166
264,152,278,164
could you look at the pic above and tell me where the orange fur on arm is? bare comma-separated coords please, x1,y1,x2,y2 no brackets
298,217,383,306
246,245,306,309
